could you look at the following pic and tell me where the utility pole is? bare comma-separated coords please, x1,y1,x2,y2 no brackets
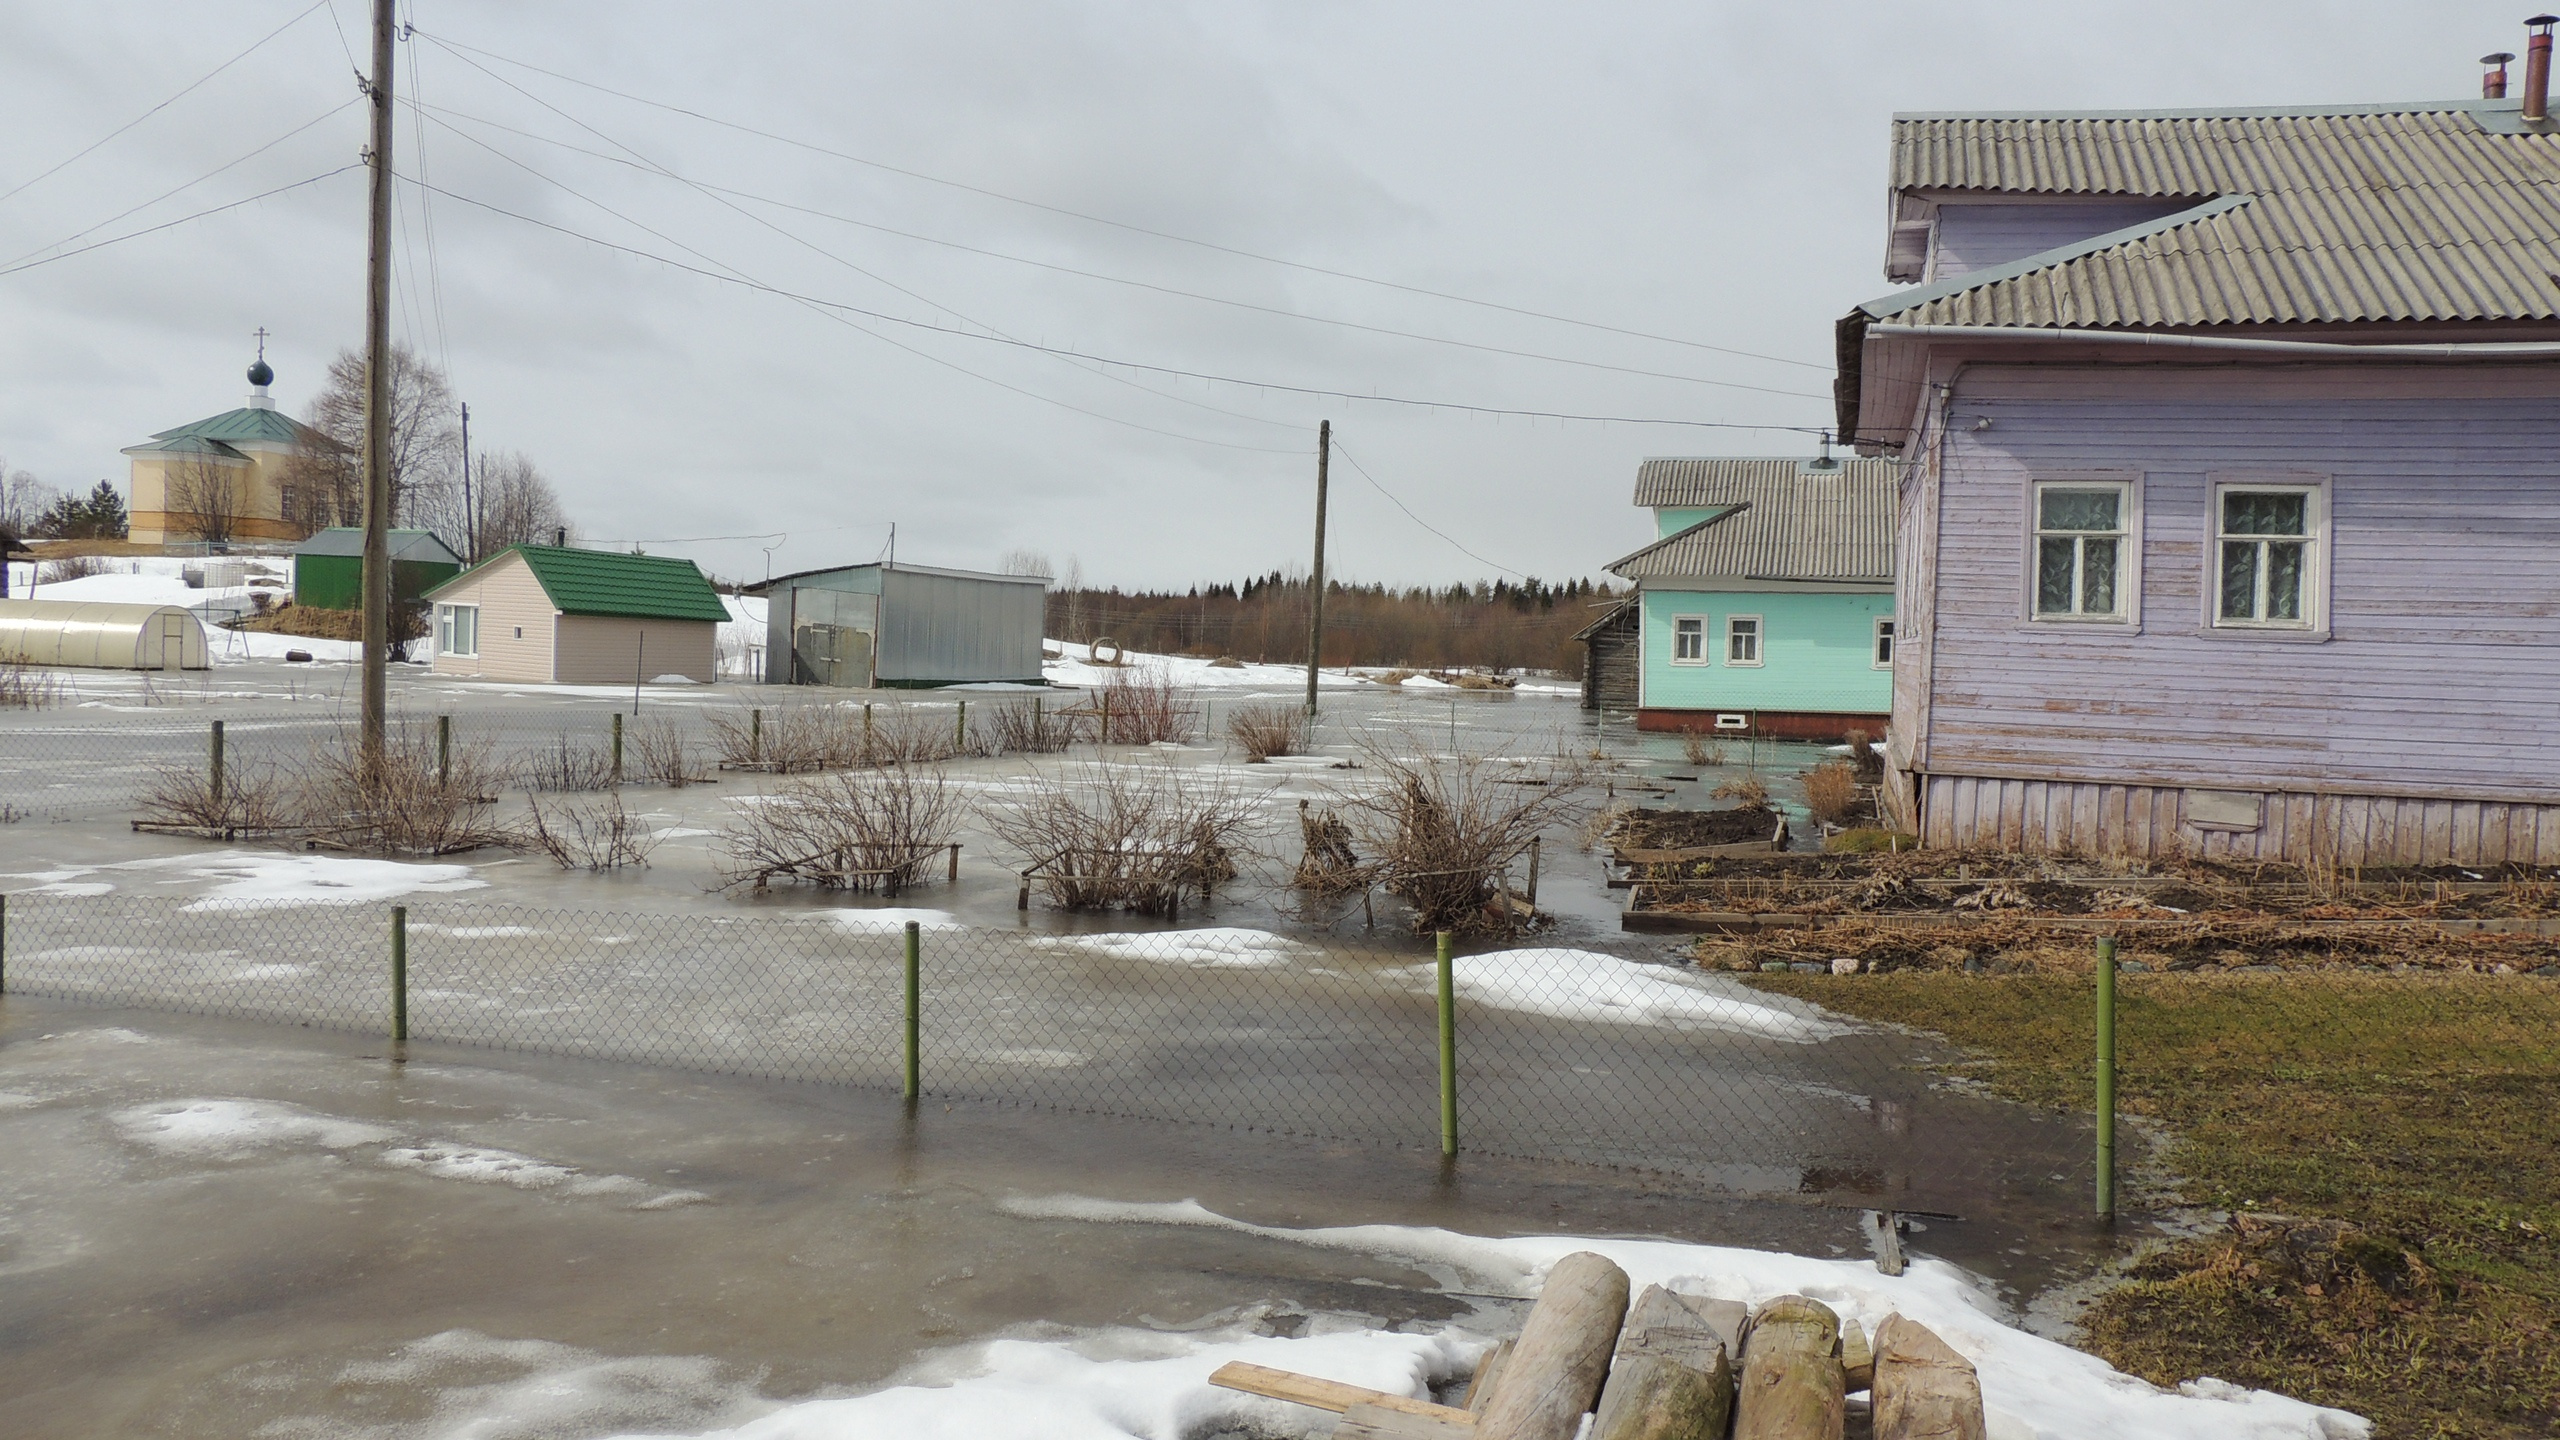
1303,419,1330,717
458,400,473,563
358,0,395,772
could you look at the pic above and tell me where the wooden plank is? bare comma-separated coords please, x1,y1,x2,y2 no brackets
1841,1319,1874,1393
1205,1362,1473,1424
1870,1314,1986,1440
1475,1251,1631,1440
1463,1339,1514,1415
1591,1286,1737,1440
1733,1294,1845,1440
1335,1401,1482,1440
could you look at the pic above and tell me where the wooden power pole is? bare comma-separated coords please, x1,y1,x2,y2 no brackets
358,0,395,770
458,400,473,563
1303,419,1331,717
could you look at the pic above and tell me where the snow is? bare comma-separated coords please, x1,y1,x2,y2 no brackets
1042,641,1370,692
1421,948,1851,1042
0,867,115,897
110,849,487,907
377,1143,707,1207
113,1098,397,1155
1032,927,1315,968
822,907,963,933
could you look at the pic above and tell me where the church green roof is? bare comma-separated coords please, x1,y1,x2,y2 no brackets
433,545,729,622
132,405,337,453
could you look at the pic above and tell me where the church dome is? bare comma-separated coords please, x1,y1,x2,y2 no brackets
247,358,274,388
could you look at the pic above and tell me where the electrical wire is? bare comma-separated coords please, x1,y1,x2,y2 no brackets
401,10,459,386
409,27,1831,374
1329,438,1526,579
0,0,332,204
0,166,364,280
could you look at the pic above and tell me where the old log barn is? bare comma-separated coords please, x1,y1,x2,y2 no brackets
1599,456,1896,742
424,545,727,685
1839,61,2560,864
751,561,1045,689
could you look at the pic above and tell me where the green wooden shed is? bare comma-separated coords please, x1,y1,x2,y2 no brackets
292,528,464,611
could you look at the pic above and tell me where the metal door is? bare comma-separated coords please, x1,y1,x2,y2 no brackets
792,623,873,687
158,613,186,671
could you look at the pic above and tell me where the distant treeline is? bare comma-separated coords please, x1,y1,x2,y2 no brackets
1048,572,1620,675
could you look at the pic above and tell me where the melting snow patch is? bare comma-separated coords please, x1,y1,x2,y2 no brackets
113,1099,397,1155
1033,928,1314,968
0,868,115,898
112,850,486,907
822,907,963,934
1420,948,1850,1041
415,924,543,938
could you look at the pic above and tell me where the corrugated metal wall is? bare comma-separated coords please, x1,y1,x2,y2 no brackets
876,569,1044,683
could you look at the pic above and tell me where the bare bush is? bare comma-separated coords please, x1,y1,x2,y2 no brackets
1098,668,1197,745
1678,731,1726,767
36,554,108,584
867,703,975,764
1326,735,1592,934
522,791,661,869
629,713,701,786
984,697,1078,754
719,764,962,893
1228,702,1310,762
137,759,295,834
1711,774,1771,808
1844,728,1885,780
981,760,1258,914
1803,760,1862,827
707,704,847,773
1293,801,1361,895
519,731,617,792
303,720,510,854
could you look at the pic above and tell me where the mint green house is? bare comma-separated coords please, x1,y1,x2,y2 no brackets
1601,457,1896,740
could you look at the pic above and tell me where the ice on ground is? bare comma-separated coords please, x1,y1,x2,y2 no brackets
822,907,963,934
376,1142,705,1207
112,850,487,907
0,1091,48,1109
415,924,543,938
113,1099,398,1155
337,1330,768,1439
0,866,116,897
1033,928,1315,968
1419,948,1850,1042
992,1197,2369,1440
1043,641,1368,693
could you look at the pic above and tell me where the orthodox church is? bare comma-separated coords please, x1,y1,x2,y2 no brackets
120,341,341,545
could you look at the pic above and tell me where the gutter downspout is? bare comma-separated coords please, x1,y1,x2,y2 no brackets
1865,323,2560,359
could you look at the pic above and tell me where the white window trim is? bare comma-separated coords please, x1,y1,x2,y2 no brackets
438,602,480,658
1725,614,1764,667
2203,472,2331,640
1872,617,1896,669
2021,472,2144,630
1669,613,1710,666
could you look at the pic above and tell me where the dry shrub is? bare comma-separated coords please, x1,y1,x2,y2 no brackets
1711,773,1771,808
866,703,974,764
138,758,295,833
984,697,1078,754
1678,731,1726,767
1294,802,1361,894
1843,728,1885,781
1329,734,1592,934
981,759,1258,914
1803,760,1863,827
1228,702,1310,762
720,764,961,893
522,791,661,870
303,720,509,854
519,730,618,792
0,654,63,709
1098,668,1197,745
628,713,702,786
1374,669,1417,686
35,554,107,583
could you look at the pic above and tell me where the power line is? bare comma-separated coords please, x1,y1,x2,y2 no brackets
409,27,1832,375
0,0,331,204
0,167,365,280
408,175,1825,436
1330,438,1526,579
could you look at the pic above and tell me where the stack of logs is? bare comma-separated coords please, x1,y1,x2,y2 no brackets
1211,1251,1985,1440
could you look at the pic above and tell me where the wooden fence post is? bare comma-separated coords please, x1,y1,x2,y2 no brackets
610,712,624,785
208,719,226,811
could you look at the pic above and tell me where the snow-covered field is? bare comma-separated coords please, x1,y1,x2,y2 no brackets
1039,639,1577,696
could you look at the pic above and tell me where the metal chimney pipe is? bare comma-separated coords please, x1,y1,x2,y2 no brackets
2527,15,2556,123
2484,51,2515,98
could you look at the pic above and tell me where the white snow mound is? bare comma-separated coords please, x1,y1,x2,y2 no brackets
1431,948,1849,1041
1034,928,1314,968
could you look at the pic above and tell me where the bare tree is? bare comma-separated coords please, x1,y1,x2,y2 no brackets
281,342,461,534
164,452,242,545
998,547,1052,578
0,467,60,537
471,450,569,553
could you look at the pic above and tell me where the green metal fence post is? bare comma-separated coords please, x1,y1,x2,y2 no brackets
903,919,922,1101
610,712,624,785
2096,933,2118,1220
955,699,967,752
208,719,225,812
1437,929,1458,1157
391,905,409,1043
437,714,452,789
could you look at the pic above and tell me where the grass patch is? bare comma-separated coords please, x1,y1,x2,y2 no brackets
1739,969,2560,1438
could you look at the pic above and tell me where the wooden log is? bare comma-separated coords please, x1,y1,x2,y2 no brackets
1206,1361,1473,1424
1869,1315,1985,1440
1733,1294,1845,1440
1337,1400,1482,1439
1841,1320,1874,1394
1474,1251,1631,1440
1464,1339,1515,1414
1590,1285,1735,1440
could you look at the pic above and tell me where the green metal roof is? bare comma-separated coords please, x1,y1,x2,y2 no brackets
294,527,464,563
122,434,249,460
141,405,337,450
436,545,728,622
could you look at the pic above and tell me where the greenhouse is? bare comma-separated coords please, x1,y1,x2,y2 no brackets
0,600,210,670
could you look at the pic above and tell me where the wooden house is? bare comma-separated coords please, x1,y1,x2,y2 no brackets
1600,457,1896,741
424,545,728,685
1838,77,2560,863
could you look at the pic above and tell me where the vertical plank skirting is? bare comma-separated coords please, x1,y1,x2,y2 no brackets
1914,774,2560,866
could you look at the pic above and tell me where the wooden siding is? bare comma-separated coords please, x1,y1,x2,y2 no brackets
553,616,717,685
1908,363,2560,828
429,554,556,683
1918,772,2560,865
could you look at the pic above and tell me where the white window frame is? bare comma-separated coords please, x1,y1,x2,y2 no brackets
2023,473,2143,628
1669,613,1709,665
1725,614,1764,667
1872,617,1896,669
437,602,480,658
2205,474,2329,638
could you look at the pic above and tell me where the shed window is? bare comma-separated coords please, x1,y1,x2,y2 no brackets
2033,483,2129,620
437,603,479,657
1726,615,1763,666
2215,486,2319,628
1873,618,1895,668
1671,615,1707,664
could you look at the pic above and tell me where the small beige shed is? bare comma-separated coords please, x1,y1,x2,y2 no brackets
424,546,726,685
0,600,210,670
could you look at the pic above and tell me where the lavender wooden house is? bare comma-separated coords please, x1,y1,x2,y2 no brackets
1837,51,2560,863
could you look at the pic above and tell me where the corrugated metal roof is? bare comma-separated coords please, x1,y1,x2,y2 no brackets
433,546,729,621
1610,458,1895,583
143,405,336,450
1870,103,2560,328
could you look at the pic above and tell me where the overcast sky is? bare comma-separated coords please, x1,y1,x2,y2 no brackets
0,2,2535,589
